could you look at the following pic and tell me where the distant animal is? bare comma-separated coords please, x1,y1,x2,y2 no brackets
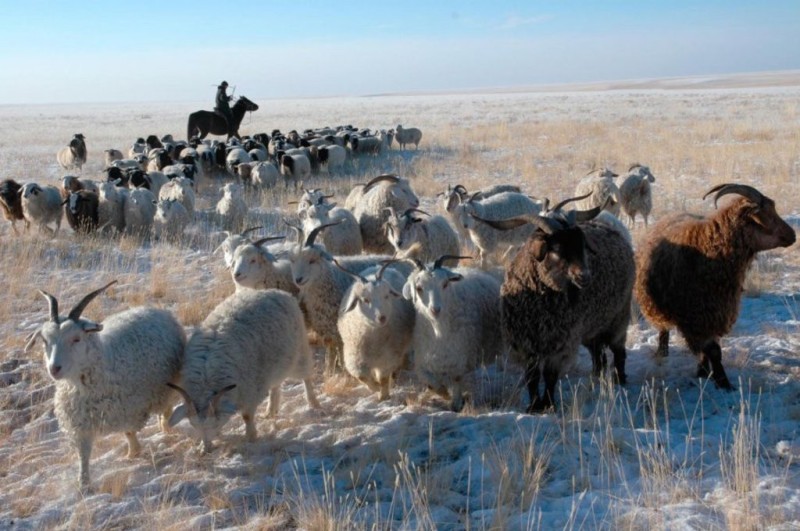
57,134,88,171
394,125,422,150
619,164,656,227
186,96,260,140
573,168,621,216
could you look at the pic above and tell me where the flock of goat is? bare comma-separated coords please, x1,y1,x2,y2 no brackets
3,126,795,488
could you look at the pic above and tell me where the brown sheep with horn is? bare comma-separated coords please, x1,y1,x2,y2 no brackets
634,183,796,389
472,194,635,412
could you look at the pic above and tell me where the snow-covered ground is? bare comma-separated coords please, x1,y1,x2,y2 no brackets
1,77,800,529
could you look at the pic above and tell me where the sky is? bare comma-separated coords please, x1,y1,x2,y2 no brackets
0,0,798,104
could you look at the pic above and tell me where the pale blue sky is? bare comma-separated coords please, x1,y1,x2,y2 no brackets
0,1,797,104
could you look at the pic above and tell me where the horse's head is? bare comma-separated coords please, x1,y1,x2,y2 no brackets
235,96,259,112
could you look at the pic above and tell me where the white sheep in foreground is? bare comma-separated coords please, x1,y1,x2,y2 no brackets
337,262,415,400
215,183,248,231
619,163,656,227
145,171,169,198
384,208,460,263
301,201,363,255
20,183,63,236
289,223,406,372
97,180,127,234
574,168,622,216
124,187,157,237
153,198,190,241
158,177,195,217
350,174,420,254
454,191,542,267
230,237,298,295
394,125,422,150
168,289,319,453
403,257,504,411
24,281,185,486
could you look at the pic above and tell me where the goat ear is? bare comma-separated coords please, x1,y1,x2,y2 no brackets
444,273,463,288
340,291,358,315
80,320,103,333
168,404,187,427
531,238,548,262
402,282,414,301
24,330,41,353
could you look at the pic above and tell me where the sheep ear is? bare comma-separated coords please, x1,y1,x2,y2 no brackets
168,404,187,427
80,320,103,333
24,330,41,353
444,273,463,288
531,238,548,262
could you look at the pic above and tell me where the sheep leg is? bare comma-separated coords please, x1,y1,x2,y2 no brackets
377,373,391,401
587,341,607,376
267,387,281,417
324,345,343,375
125,432,141,458
525,361,546,413
303,378,321,409
76,433,93,487
242,409,257,441
656,330,670,357
539,363,559,411
449,379,465,412
609,344,627,385
701,341,734,390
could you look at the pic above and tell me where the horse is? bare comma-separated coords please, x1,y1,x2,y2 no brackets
186,96,259,141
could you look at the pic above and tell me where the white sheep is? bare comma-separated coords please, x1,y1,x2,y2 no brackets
145,170,169,199
317,144,347,174
403,257,503,411
124,187,157,237
280,153,311,185
112,155,147,172
167,289,319,452
301,201,363,256
291,187,334,218
97,180,127,234
453,191,542,267
158,177,195,217
350,174,420,254
394,125,422,150
226,147,250,175
384,208,460,263
20,183,63,236
337,262,415,400
24,281,185,486
289,223,404,372
57,135,87,171
619,163,656,227
574,168,622,216
154,198,190,241
214,225,264,268
103,148,124,167
215,183,248,231
250,161,279,188
230,237,298,295
128,139,147,158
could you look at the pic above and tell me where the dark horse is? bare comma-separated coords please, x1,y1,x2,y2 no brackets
186,96,259,141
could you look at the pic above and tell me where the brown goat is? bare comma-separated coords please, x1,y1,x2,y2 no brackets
634,183,796,389
0,179,26,234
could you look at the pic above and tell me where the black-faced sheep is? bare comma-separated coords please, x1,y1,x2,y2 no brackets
479,198,635,412
64,190,99,234
634,183,795,390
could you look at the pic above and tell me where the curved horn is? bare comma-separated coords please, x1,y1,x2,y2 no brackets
466,191,482,204
305,221,342,247
584,167,600,177
572,204,604,223
376,260,398,280
253,235,286,247
240,225,263,236
166,382,197,416
283,218,304,241
453,184,468,196
38,290,59,323
469,213,564,235
628,163,642,172
322,193,335,199
402,208,431,218
68,280,117,322
208,384,236,417
551,192,592,213
331,258,367,282
703,183,765,209
433,255,472,270
363,173,399,192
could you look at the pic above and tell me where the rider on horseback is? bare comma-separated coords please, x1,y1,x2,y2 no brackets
214,81,234,135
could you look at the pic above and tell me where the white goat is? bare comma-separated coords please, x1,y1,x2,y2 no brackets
24,282,185,486
168,289,319,453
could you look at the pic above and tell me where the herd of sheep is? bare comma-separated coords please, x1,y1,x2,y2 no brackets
5,126,796,488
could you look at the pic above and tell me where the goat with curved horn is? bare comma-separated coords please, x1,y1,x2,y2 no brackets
38,290,60,323
433,255,472,270
362,174,399,193
304,221,342,247
332,258,368,282
253,235,286,247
